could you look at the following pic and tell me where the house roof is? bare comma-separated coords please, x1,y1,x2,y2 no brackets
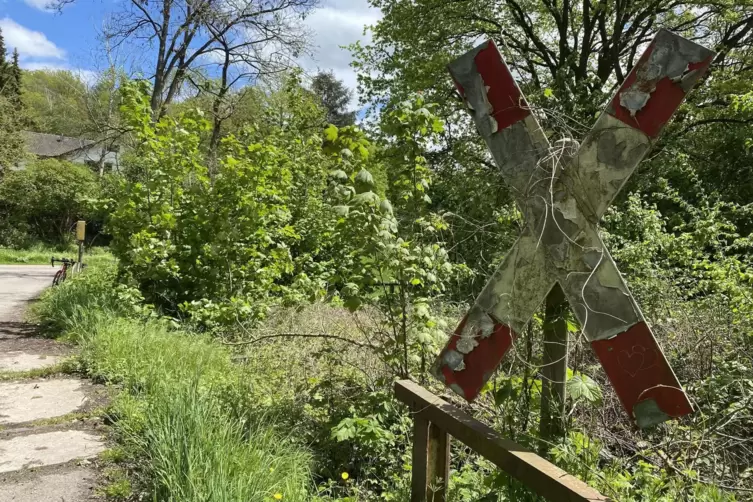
23,131,96,158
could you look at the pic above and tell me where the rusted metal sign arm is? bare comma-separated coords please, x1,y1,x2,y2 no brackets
433,30,714,428
396,380,611,502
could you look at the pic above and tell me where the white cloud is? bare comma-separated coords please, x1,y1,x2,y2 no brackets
0,17,65,60
23,0,55,12
298,0,381,107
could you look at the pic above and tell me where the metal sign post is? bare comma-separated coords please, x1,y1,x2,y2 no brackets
433,30,714,428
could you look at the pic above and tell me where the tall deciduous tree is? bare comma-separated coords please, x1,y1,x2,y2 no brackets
354,0,753,121
56,0,320,117
22,70,92,137
351,0,753,291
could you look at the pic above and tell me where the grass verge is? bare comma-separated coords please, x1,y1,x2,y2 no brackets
0,243,114,266
34,263,312,502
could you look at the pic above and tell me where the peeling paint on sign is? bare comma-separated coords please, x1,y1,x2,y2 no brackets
433,30,714,428
608,30,714,138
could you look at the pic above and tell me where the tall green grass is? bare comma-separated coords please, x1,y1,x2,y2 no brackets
33,264,135,337
35,263,312,502
0,243,114,265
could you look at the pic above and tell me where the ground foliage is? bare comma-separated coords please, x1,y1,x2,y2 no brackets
33,265,312,502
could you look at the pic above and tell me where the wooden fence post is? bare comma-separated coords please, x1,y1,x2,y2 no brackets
396,380,611,502
411,416,450,502
540,283,568,454
427,422,450,502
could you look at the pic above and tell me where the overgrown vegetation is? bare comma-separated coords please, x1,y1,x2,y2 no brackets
9,0,753,500
28,74,752,502
35,265,312,502
0,159,104,248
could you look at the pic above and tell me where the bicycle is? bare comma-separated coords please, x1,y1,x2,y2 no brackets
51,257,78,286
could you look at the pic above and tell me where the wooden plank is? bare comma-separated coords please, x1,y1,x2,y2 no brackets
427,422,450,502
395,380,611,502
411,415,429,502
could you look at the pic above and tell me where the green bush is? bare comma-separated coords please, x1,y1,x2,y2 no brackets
0,158,100,247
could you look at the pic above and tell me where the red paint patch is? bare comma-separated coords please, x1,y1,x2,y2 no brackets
609,43,712,138
591,322,693,423
473,40,531,131
435,312,515,401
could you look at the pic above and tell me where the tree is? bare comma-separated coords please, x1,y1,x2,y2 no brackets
22,70,92,137
54,0,320,118
0,28,7,93
350,0,753,295
0,28,25,170
0,96,26,171
21,66,127,175
0,159,99,246
8,49,21,104
354,0,753,120
0,31,21,104
311,71,356,127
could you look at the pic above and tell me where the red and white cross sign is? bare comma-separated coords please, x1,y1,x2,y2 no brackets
433,30,714,428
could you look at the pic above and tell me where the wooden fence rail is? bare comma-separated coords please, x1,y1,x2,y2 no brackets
395,380,611,502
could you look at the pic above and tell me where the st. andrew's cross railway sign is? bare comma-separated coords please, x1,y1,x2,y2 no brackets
432,30,714,428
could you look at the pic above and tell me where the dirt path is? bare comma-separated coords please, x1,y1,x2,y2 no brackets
0,265,107,502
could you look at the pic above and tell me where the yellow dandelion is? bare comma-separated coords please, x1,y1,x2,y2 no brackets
273,493,283,500
269,467,275,473
341,472,349,480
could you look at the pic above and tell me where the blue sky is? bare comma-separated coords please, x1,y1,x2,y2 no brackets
0,0,381,101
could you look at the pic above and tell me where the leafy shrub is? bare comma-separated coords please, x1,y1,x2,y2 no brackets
0,158,100,247
108,81,327,323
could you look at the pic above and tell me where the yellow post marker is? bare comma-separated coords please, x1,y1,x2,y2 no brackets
76,221,85,271
76,220,86,241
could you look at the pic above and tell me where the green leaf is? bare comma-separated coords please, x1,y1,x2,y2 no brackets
379,199,394,215
329,169,348,182
324,124,338,142
351,191,380,206
333,205,350,217
355,169,375,193
567,373,602,404
494,380,515,406
344,295,362,312
544,88,554,98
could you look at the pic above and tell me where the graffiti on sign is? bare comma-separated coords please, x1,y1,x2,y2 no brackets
433,30,714,428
